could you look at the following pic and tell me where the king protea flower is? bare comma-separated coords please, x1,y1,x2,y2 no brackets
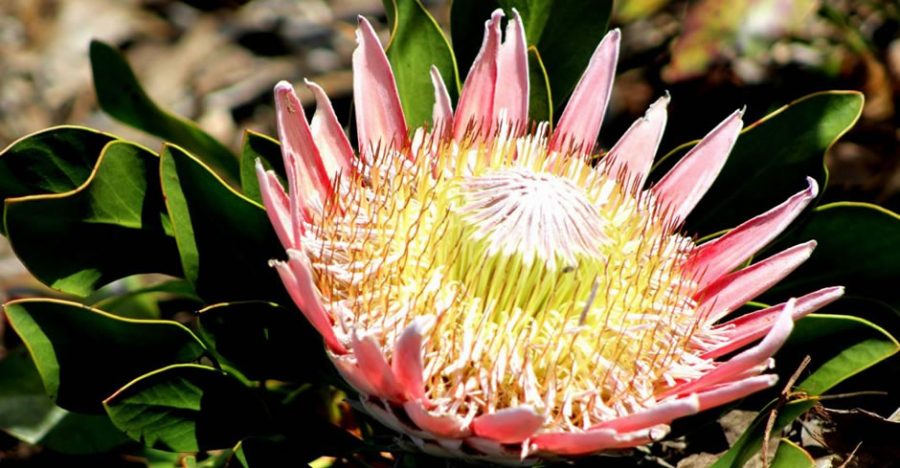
256,10,843,463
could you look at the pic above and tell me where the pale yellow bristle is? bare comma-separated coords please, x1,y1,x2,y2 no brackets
304,124,707,431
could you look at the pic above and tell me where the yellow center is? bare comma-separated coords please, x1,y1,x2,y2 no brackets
308,126,705,431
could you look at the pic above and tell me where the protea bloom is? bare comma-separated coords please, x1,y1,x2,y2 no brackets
256,10,843,463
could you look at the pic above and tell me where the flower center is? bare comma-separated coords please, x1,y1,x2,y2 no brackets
455,168,607,269
312,130,705,431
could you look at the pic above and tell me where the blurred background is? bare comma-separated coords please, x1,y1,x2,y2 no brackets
0,0,898,463
1,0,898,205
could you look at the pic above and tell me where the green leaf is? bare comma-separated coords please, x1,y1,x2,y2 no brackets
0,349,128,454
787,314,899,396
38,411,131,455
652,91,864,235
197,301,327,382
2,398,129,455
4,140,183,297
104,364,268,452
384,0,460,129
198,451,234,468
238,130,284,204
770,439,814,468
712,314,899,467
4,298,207,413
712,399,815,468
0,126,116,233
811,297,900,353
763,203,900,318
160,144,286,303
0,348,65,444
142,448,186,468
89,40,240,182
142,448,232,468
527,46,552,125
90,277,201,320
451,0,612,114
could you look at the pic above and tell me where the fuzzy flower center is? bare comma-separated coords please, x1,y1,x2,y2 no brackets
308,127,707,431
455,168,607,268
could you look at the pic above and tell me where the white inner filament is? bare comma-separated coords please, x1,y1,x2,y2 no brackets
456,168,608,269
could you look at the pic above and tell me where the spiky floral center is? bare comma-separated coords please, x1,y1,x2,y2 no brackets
455,168,607,268
306,126,708,431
